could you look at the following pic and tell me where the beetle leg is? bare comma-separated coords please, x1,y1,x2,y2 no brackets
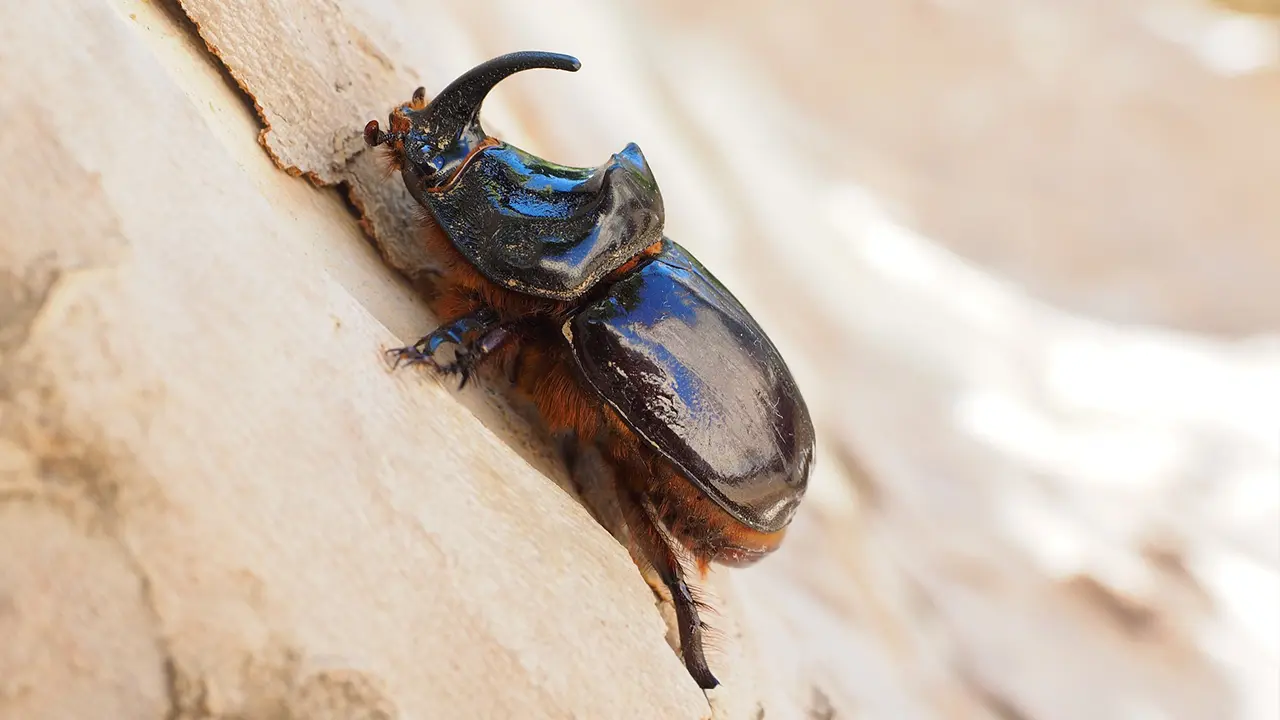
386,307,498,369
553,429,580,473
444,324,514,390
504,340,527,387
616,486,719,690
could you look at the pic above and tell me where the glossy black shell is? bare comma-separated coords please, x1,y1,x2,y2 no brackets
413,142,664,300
391,51,666,301
566,240,815,533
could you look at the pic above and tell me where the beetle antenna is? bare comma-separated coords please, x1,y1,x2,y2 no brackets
363,119,404,149
363,120,384,146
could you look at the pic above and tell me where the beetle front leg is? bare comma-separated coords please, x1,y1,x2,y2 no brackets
388,308,520,390
386,307,498,369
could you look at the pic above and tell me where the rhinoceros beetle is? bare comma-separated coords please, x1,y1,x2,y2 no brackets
365,51,814,690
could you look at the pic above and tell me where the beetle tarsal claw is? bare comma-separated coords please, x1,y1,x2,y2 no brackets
384,342,480,389
384,345,433,371
437,346,478,389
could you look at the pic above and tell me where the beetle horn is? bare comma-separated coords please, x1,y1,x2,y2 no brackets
400,51,581,184
428,50,580,139
374,51,667,301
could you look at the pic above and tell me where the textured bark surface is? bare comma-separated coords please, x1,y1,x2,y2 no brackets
2,0,1277,719
0,3,708,718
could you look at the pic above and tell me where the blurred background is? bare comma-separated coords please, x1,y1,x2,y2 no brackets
432,0,1280,717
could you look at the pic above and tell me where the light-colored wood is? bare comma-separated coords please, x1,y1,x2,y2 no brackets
0,2,708,718
3,0,1277,719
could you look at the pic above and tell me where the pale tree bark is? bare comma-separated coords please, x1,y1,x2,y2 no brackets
0,2,711,718
3,1,1277,720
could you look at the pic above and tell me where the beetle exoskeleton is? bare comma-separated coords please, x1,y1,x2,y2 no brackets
366,51,815,690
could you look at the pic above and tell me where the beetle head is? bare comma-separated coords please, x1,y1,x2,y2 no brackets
364,51,581,202
365,51,667,300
